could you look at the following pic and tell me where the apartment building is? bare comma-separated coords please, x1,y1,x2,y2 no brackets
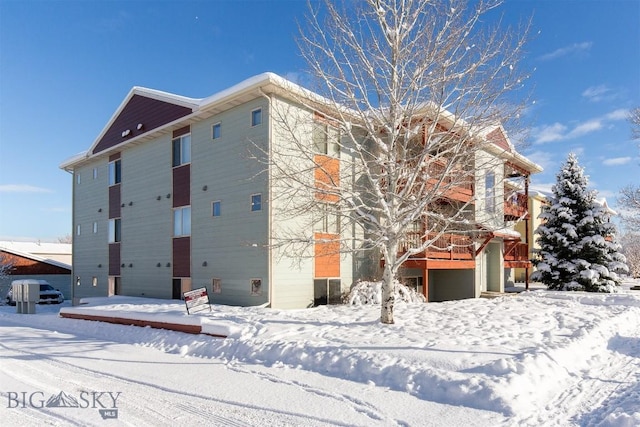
395,124,542,301
61,73,541,307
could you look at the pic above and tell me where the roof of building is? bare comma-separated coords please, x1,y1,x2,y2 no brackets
60,72,542,174
0,241,72,270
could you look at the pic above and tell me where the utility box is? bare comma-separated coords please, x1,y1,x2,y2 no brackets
12,280,38,314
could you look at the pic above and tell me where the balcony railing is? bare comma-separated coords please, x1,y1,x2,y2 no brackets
400,231,474,260
504,241,530,266
504,192,528,219
427,160,474,200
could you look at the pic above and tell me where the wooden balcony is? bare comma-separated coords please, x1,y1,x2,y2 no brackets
427,160,474,203
504,241,530,268
400,232,475,270
504,192,528,220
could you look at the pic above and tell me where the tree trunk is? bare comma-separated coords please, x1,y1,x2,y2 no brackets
380,242,398,324
380,265,395,324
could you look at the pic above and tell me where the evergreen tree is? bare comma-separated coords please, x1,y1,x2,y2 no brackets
532,153,628,292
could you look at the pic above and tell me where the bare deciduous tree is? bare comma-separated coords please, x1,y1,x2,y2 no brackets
57,234,73,244
630,107,640,140
264,0,532,323
617,108,640,231
618,185,640,231
620,233,640,278
0,252,14,280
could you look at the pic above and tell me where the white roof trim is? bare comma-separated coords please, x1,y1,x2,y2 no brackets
0,245,71,271
62,72,543,175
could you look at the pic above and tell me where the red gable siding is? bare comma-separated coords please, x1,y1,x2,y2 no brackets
92,95,193,155
172,237,191,278
109,184,121,219
172,165,191,208
109,243,121,276
486,128,511,152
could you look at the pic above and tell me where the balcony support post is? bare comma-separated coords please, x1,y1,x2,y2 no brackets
525,174,530,291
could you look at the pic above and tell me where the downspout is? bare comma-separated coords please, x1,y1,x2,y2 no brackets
259,88,273,308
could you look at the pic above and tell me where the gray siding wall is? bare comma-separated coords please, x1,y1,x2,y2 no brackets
72,161,109,299
267,95,357,308
191,98,270,306
119,137,174,298
269,96,315,308
70,93,361,308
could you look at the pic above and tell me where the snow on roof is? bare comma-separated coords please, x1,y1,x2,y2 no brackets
594,198,617,215
529,185,554,201
60,150,89,171
0,241,72,270
61,72,542,174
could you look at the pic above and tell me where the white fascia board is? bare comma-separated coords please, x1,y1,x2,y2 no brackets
483,142,543,174
60,150,89,171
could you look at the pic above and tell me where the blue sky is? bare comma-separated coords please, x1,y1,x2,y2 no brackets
0,0,638,241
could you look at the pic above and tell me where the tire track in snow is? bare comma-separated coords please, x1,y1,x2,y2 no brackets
224,362,402,426
507,310,640,426
0,340,174,426
0,332,350,426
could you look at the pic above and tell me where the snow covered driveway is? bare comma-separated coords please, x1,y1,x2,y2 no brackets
0,304,501,426
2,283,640,426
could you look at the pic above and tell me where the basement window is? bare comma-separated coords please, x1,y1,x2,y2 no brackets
250,279,262,296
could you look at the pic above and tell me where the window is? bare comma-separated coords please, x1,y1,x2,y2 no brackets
76,224,81,236
212,200,221,217
251,279,262,295
76,173,81,184
212,278,221,294
109,159,121,185
313,122,340,156
172,134,191,167
93,221,98,234
251,108,262,127
174,206,191,236
250,194,262,212
212,123,221,140
485,171,496,214
314,203,339,234
108,218,121,243
93,168,98,179
314,279,342,306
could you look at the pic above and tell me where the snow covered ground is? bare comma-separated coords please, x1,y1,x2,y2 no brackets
2,279,640,426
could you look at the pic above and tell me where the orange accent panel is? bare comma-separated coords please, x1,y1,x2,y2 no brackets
314,232,340,277
314,154,340,202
